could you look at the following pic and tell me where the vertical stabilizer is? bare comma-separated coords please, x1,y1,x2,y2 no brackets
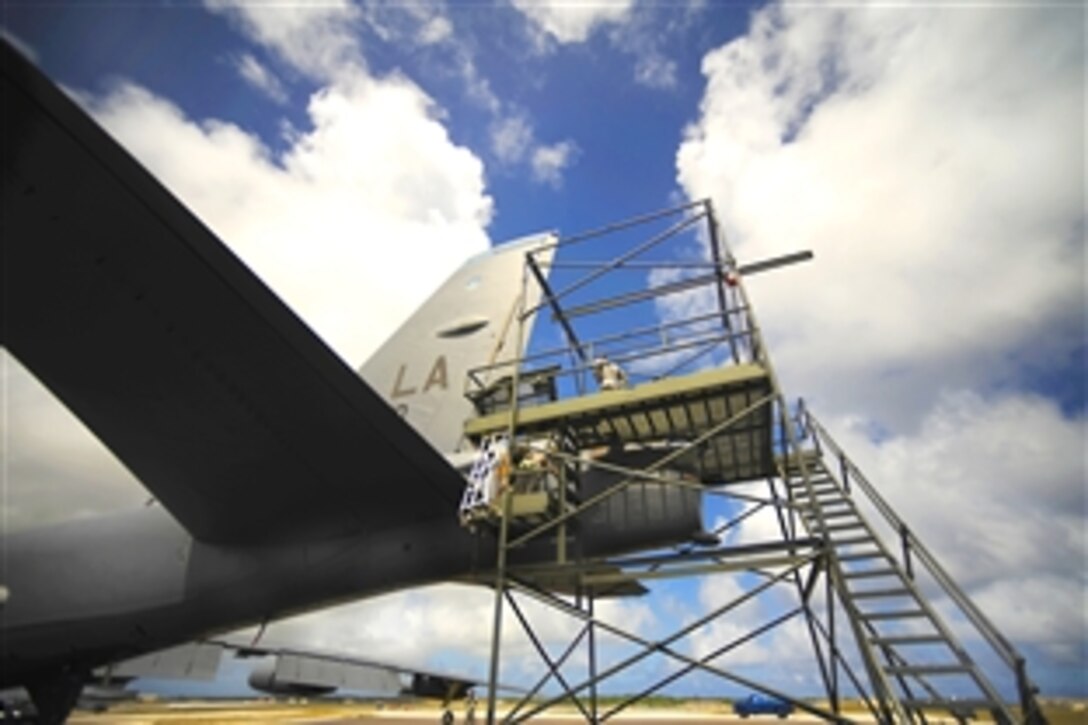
360,234,555,455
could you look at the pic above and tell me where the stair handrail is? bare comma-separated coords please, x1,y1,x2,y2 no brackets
799,406,1046,721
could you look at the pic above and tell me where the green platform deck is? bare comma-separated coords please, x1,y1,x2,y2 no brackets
464,362,776,484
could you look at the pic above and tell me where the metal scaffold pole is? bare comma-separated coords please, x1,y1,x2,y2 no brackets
459,200,1043,724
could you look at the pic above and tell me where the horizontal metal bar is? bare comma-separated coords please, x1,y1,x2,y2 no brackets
546,260,723,270
736,250,814,276
560,271,722,320
537,199,707,250
886,664,971,676
581,554,814,584
860,610,928,620
849,588,913,599
526,212,704,319
870,635,947,646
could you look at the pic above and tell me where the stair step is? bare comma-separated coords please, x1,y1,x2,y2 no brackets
859,609,928,621
839,552,889,565
801,506,854,517
823,520,866,533
828,534,875,546
849,587,913,599
885,664,972,676
870,634,948,646
788,479,835,490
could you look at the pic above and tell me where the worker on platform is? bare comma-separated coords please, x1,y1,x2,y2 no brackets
593,355,628,391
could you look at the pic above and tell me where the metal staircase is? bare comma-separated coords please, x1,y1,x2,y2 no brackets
787,409,1048,724
784,453,1013,722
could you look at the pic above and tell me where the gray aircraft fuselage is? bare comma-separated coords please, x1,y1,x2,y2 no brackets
2,471,699,687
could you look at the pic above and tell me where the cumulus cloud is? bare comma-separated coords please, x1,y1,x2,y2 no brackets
248,582,658,691
84,74,491,365
825,392,1087,682
233,52,288,104
360,0,452,47
675,1,1085,692
205,0,363,81
634,53,678,90
489,112,579,187
675,4,1085,426
490,113,534,164
531,140,578,188
510,0,634,45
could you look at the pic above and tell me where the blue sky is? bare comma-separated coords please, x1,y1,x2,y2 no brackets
2,0,1085,704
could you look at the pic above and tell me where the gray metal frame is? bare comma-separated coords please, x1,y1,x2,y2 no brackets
467,200,1045,724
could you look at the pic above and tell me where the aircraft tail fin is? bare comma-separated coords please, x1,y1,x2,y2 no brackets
359,234,555,454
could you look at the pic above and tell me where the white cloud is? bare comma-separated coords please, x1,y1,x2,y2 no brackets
827,391,1087,669
510,0,635,44
634,53,678,90
84,74,491,366
829,392,1086,595
360,0,451,47
204,0,364,81
355,0,500,114
418,14,453,45
675,3,1085,427
245,582,659,692
674,1,1085,691
490,113,534,164
233,52,288,104
531,140,578,188
490,112,578,188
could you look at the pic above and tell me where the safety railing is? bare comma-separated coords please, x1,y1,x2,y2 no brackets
464,199,764,416
798,403,1047,723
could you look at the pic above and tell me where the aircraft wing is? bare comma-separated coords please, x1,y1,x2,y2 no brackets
1,41,467,543
96,638,518,699
220,640,518,698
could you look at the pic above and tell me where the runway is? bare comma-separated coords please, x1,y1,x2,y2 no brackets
64,700,880,724
61,698,1086,724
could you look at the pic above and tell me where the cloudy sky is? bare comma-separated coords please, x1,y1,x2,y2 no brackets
2,0,1084,702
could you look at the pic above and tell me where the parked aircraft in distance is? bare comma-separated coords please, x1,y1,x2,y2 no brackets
1,38,702,723
81,639,516,723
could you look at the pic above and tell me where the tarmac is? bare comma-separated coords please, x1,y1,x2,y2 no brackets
64,700,878,724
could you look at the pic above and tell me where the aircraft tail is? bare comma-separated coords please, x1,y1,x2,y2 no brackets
359,234,555,455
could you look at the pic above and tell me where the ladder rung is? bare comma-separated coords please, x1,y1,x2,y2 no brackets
850,587,913,599
885,664,972,676
860,609,928,621
839,552,889,564
870,634,947,646
828,534,875,546
788,477,834,488
823,520,865,532
808,509,856,520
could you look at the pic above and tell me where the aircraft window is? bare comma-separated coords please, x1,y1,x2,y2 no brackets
437,317,489,338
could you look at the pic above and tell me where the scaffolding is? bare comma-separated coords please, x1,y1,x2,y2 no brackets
458,200,1046,724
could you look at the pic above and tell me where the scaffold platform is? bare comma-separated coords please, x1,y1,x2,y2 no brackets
464,362,775,484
